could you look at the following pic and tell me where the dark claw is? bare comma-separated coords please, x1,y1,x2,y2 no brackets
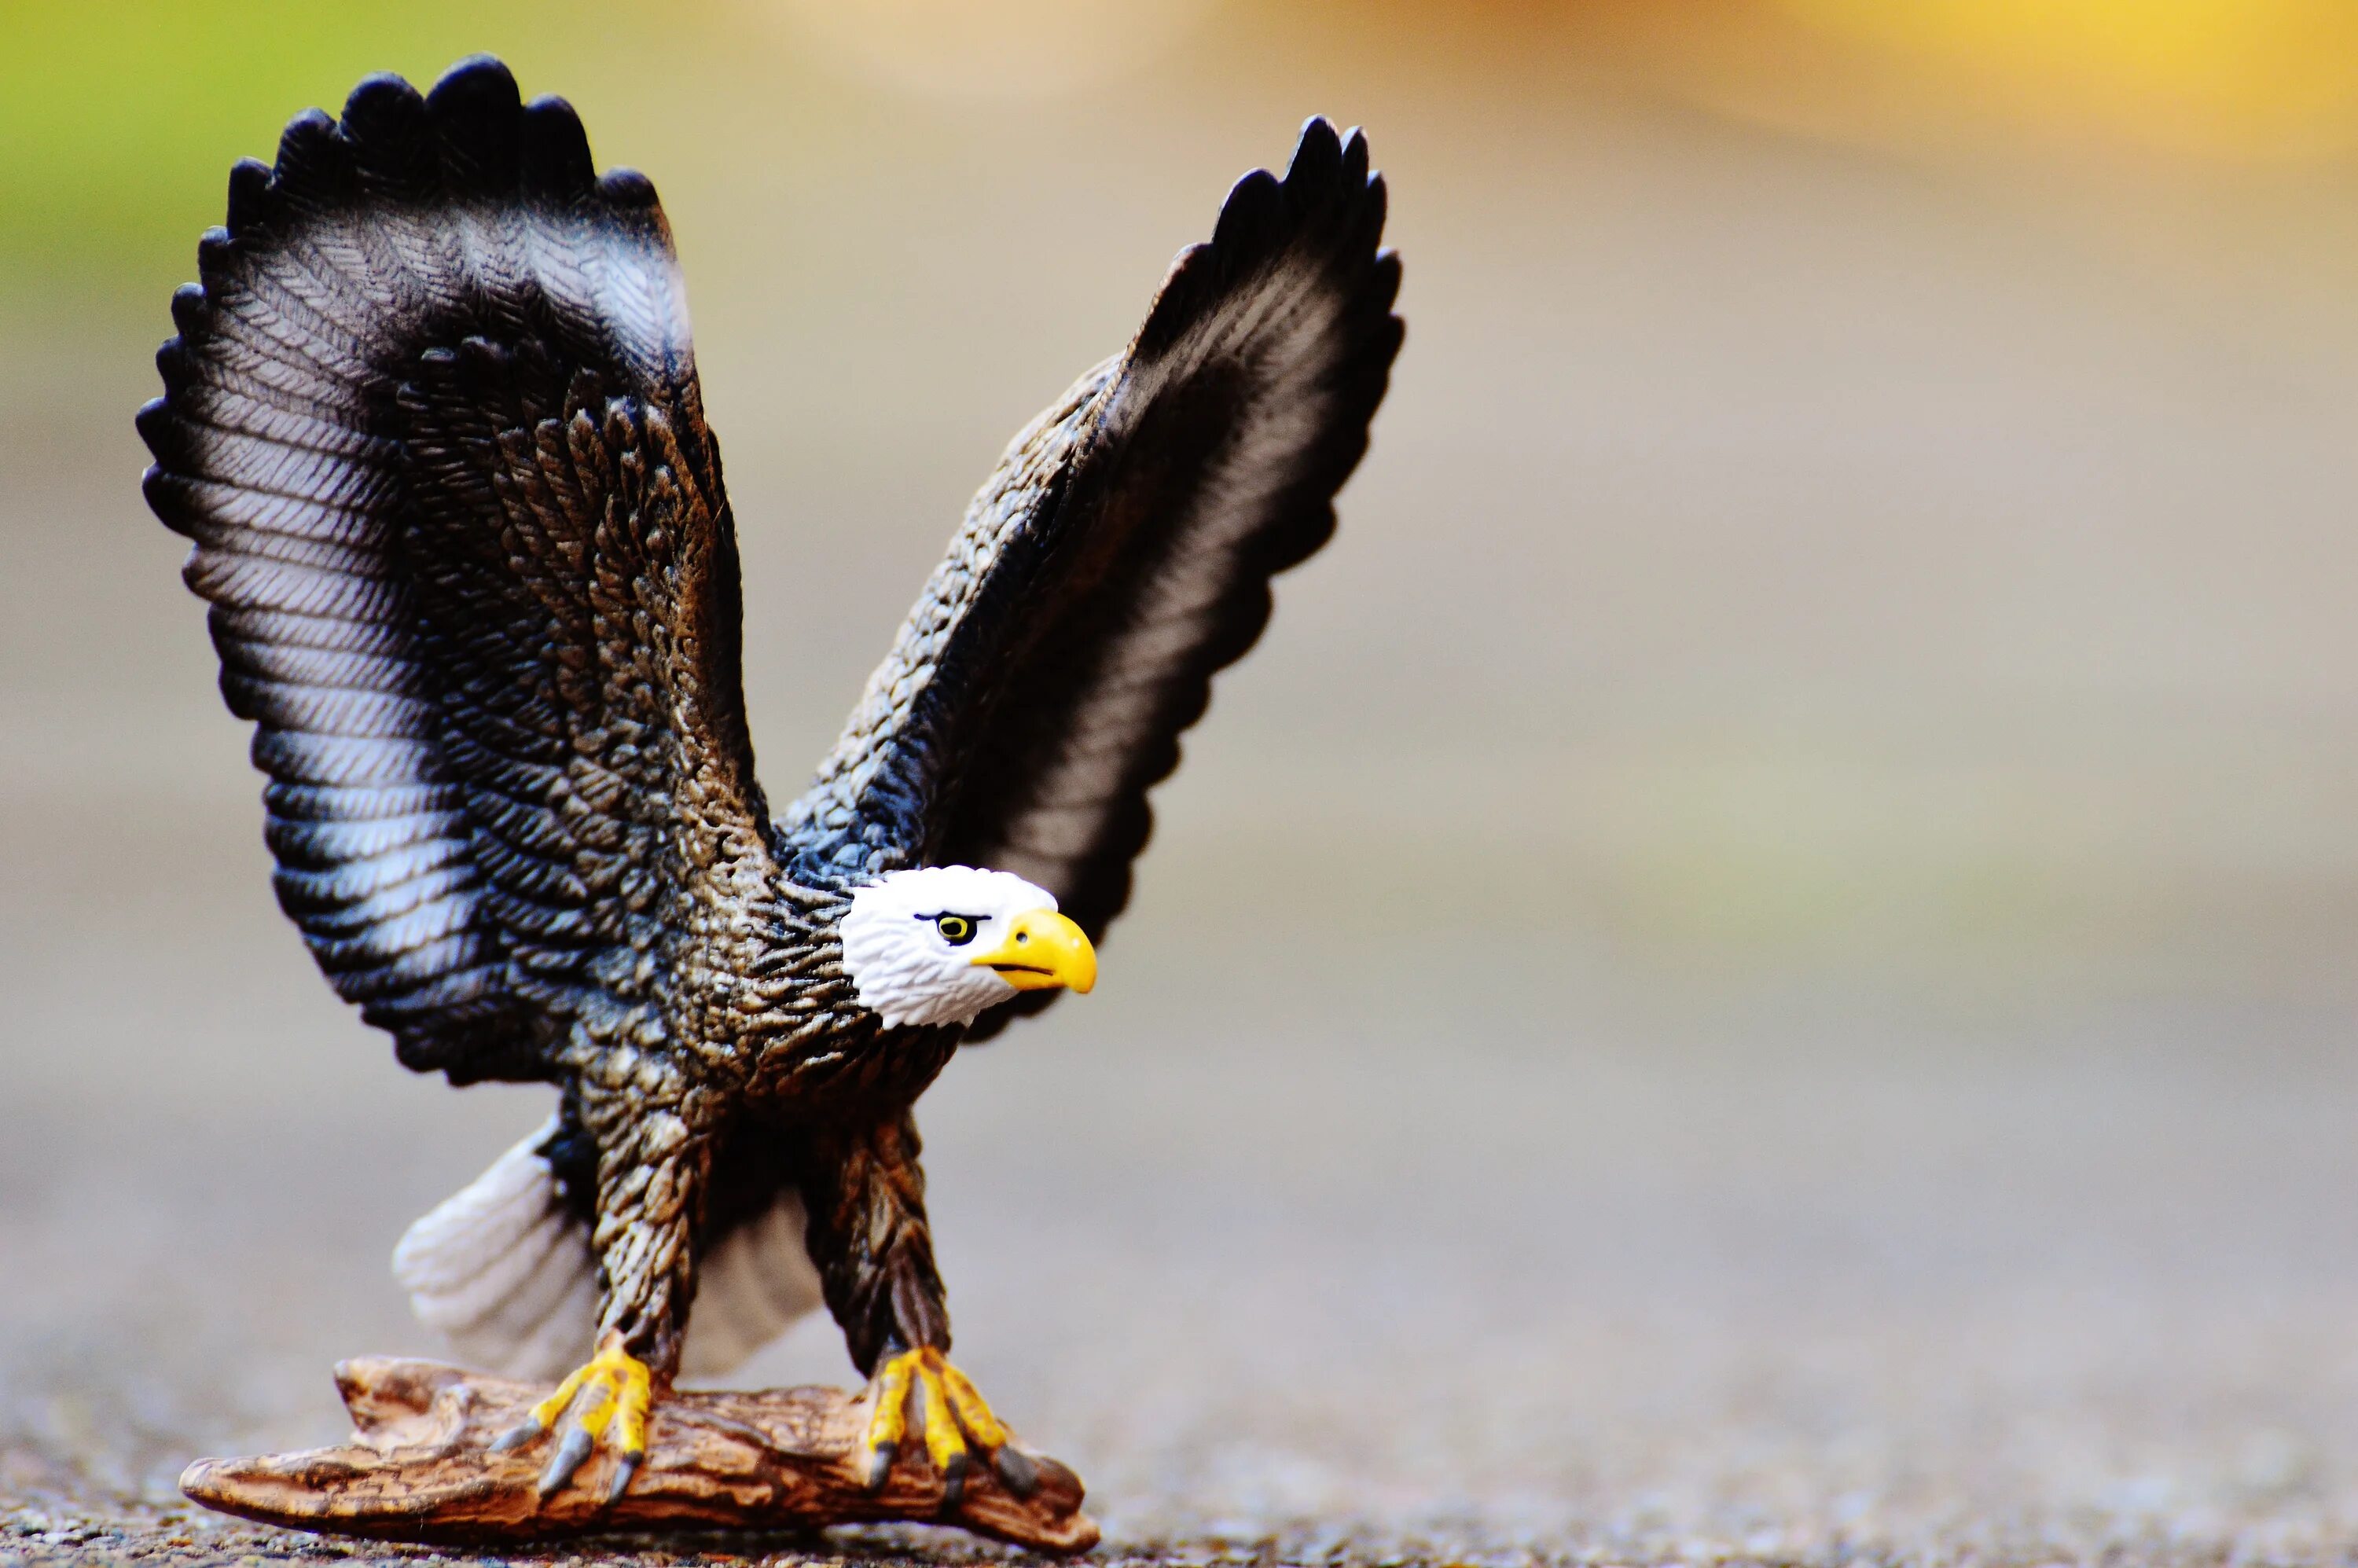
992,1444,1039,1498
536,1423,595,1496
863,1440,896,1490
488,1419,543,1454
604,1448,642,1506
938,1449,968,1511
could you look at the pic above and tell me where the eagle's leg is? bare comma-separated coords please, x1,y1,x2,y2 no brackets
801,1111,1037,1504
492,1093,709,1505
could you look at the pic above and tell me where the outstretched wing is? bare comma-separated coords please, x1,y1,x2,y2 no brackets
139,57,773,1084
780,119,1401,1036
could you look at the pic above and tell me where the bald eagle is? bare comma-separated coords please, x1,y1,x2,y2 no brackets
139,57,1399,1505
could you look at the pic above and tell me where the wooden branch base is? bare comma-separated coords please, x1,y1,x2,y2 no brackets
180,1357,1098,1551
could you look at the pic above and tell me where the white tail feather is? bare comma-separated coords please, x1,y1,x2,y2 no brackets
391,1118,826,1382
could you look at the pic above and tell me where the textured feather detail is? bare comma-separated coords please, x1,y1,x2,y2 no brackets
138,56,776,1085
394,1118,825,1381
781,116,1401,1039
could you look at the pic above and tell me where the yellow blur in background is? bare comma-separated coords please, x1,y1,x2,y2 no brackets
1668,0,2358,161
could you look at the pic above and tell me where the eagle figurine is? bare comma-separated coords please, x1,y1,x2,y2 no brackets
139,56,1400,1506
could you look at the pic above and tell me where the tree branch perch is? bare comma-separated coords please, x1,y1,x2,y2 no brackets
179,1357,1098,1551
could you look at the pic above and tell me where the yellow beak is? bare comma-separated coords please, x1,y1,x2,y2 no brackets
968,909,1096,994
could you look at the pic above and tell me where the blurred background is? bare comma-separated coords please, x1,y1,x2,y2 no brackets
7,2,2358,1561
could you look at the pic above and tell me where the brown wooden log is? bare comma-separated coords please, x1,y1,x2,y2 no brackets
178,1357,1098,1551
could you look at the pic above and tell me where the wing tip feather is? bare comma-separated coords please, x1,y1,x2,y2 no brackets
597,166,661,210
273,107,352,208
184,55,659,309
1133,115,1396,362
425,54,525,196
520,94,598,204
432,53,521,99
344,70,426,123
223,158,275,240
1285,116,1344,193
342,72,435,195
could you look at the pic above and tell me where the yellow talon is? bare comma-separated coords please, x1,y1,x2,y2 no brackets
869,1352,915,1452
917,1357,964,1478
494,1331,654,1504
938,1360,1009,1450
860,1346,1033,1504
607,1372,650,1458
527,1363,591,1432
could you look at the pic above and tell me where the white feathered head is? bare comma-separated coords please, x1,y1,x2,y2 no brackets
839,865,1098,1030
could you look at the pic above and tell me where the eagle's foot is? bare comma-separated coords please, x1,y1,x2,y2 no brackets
488,1331,654,1504
862,1346,1038,1505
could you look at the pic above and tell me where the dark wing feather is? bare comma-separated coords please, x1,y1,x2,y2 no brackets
780,118,1400,1035
140,58,773,1083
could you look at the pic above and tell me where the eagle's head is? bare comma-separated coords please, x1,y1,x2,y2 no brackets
839,866,1098,1030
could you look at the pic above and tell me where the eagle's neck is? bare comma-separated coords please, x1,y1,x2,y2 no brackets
700,878,956,1108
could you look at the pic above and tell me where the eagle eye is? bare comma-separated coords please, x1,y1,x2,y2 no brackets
928,913,979,946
